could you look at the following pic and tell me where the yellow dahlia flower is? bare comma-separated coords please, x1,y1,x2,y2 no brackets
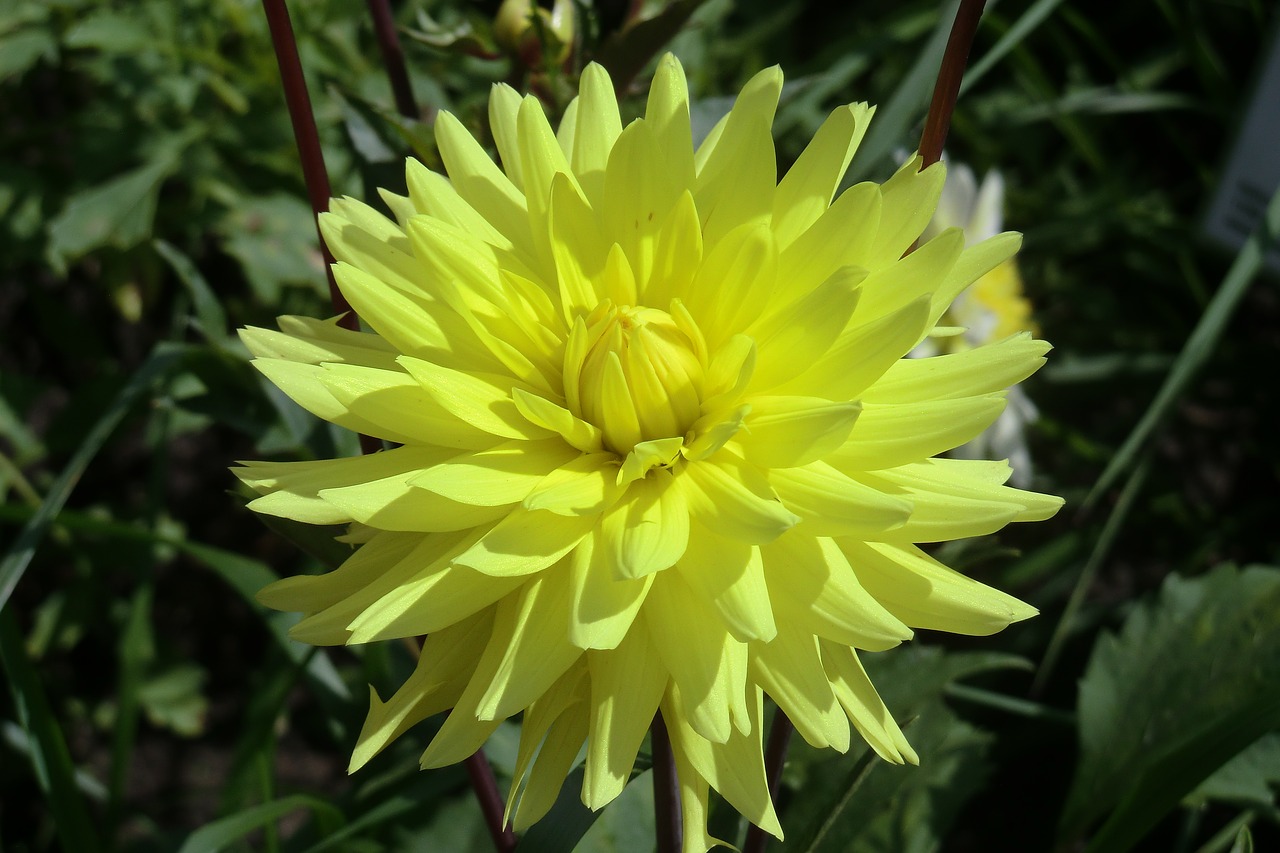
236,55,1061,850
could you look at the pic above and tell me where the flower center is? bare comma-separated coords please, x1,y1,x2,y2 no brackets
576,302,705,455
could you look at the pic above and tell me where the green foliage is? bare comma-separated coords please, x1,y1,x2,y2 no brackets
1064,565,1280,849
3,0,1279,851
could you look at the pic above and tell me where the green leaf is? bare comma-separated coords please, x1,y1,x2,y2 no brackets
176,795,344,853
217,194,326,302
1062,565,1280,846
0,27,56,80
787,706,990,853
62,10,152,52
783,646,1027,853
594,0,714,94
1189,734,1280,810
138,664,210,737
153,239,230,343
46,158,179,270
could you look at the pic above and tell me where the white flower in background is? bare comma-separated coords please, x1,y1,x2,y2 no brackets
912,158,1039,487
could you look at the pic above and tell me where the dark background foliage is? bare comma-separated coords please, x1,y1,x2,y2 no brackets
2,0,1278,850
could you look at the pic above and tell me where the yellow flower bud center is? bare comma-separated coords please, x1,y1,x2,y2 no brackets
577,303,704,455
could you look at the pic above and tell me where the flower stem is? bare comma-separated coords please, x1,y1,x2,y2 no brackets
263,13,512,848
260,0,348,326
465,752,519,853
743,710,792,853
651,713,682,853
918,0,987,168
364,0,420,119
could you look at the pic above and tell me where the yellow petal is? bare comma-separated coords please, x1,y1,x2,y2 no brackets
644,54,696,203
842,539,1038,635
397,355,553,442
476,562,584,719
820,641,917,764
452,506,595,577
676,521,776,642
861,332,1051,404
255,530,415,614
734,396,861,469
762,533,913,650
745,264,864,391
828,395,1006,471
777,181,881,303
685,221,777,350
568,528,652,649
434,109,534,257
319,465,511,533
350,612,491,771
679,455,798,544
571,64,622,210
409,439,578,506
695,66,781,246
665,683,783,841
774,295,930,400
862,154,946,269
769,461,911,538
644,570,742,743
642,189,702,310
750,622,849,750
405,157,514,252
600,469,689,579
512,387,605,454
523,453,621,516
582,622,668,807
489,82,525,190
772,102,874,249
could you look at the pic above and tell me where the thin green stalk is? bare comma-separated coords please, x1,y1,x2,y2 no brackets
944,683,1076,726
1085,184,1280,509
1034,454,1152,696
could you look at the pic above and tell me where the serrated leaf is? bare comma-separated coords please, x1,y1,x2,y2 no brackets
1063,565,1280,845
1189,733,1280,810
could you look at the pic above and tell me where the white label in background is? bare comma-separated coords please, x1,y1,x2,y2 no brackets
1202,24,1280,272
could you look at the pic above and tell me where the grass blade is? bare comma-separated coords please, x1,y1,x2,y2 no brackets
0,608,101,853
1086,185,1280,509
0,344,185,615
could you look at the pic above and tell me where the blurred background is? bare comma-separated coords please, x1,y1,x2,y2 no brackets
1,0,1278,850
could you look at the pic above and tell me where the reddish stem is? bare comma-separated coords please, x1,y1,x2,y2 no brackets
465,752,519,853
918,0,988,168
743,710,793,853
652,713,683,853
260,0,349,327
365,0,420,119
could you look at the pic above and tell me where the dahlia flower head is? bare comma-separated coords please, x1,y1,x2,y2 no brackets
911,158,1040,485
237,55,1062,850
